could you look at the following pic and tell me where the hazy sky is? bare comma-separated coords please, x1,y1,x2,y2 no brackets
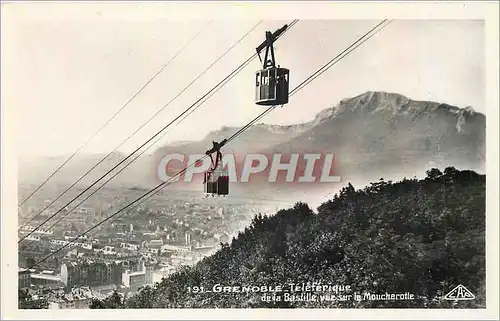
6,18,484,157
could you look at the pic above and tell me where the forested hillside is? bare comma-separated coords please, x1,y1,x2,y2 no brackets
91,167,486,309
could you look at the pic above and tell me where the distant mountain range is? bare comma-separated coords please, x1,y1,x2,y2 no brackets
19,91,486,204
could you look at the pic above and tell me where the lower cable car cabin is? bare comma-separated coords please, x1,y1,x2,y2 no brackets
255,67,289,106
204,168,229,197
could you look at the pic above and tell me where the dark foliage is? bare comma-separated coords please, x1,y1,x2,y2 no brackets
90,168,485,309
89,290,125,309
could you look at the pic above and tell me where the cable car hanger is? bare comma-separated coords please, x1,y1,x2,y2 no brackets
255,24,288,65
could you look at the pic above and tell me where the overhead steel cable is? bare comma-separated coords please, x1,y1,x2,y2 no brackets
230,19,393,137
105,18,392,229
19,20,299,243
28,161,204,264
18,20,213,209
18,20,263,240
29,19,389,268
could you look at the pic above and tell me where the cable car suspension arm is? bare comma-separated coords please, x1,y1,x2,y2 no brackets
256,24,288,66
205,139,227,170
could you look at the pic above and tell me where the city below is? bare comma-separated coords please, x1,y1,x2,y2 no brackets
17,184,291,309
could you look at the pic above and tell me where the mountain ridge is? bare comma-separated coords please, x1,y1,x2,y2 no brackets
178,91,483,147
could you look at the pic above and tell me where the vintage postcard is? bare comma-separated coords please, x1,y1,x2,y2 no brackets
1,1,499,320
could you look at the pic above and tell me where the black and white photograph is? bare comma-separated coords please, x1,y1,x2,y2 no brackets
1,1,499,320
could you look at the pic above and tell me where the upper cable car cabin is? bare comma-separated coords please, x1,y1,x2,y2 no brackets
255,26,290,106
203,140,229,197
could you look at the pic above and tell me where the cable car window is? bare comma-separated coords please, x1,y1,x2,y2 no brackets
256,73,260,86
268,70,276,99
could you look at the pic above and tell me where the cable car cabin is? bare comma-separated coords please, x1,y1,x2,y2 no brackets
255,26,290,106
204,168,229,197
255,67,289,106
